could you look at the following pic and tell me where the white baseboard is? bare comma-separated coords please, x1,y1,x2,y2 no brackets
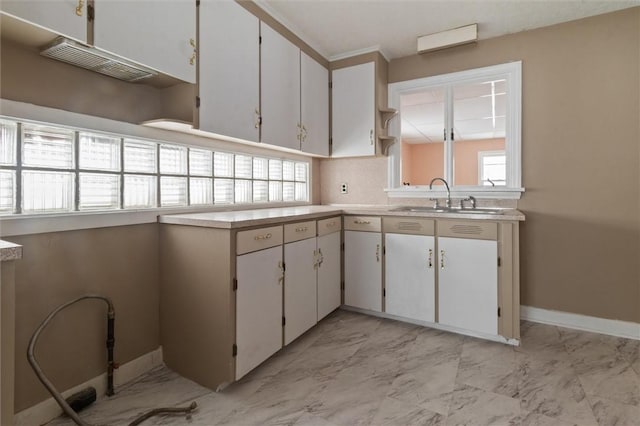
14,347,163,426
521,306,640,340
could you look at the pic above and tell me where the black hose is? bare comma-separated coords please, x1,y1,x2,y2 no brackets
27,295,198,426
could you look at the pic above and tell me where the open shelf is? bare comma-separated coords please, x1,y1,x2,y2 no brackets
378,135,397,156
379,108,398,129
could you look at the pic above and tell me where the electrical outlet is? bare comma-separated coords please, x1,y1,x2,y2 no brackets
340,183,348,194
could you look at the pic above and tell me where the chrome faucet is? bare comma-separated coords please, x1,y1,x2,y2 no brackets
429,177,451,208
460,195,477,209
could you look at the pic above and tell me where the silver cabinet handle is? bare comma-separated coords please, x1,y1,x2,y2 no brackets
313,249,319,270
278,260,284,285
428,249,433,269
376,244,380,262
370,129,374,145
255,108,261,129
440,249,445,270
325,221,335,227
254,233,272,241
295,226,308,233
354,219,371,225
318,248,324,267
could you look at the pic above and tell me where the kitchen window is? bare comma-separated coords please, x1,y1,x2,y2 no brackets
387,61,522,198
0,117,310,215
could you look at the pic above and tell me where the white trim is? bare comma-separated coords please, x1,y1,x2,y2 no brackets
521,306,640,340
329,45,390,62
385,187,524,199
340,306,520,346
14,347,163,426
387,61,522,197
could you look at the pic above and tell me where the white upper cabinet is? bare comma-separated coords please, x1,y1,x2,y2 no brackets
260,22,300,150
300,52,329,156
1,0,87,42
197,0,259,142
93,0,196,83
331,61,376,157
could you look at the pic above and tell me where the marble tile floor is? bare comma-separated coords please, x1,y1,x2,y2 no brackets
47,310,640,426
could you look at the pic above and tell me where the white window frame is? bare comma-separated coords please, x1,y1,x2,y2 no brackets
386,61,523,199
478,150,506,187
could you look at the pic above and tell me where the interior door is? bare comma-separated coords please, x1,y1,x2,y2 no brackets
385,233,435,322
438,236,498,335
284,237,317,345
236,245,283,379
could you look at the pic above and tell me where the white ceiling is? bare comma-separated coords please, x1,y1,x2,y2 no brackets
257,0,639,61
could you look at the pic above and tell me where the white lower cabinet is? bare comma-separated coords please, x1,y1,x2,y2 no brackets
284,236,318,345
344,217,382,311
316,217,342,320
438,236,498,336
235,227,284,380
385,233,436,322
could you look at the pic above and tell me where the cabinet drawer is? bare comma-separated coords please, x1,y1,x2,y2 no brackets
237,225,283,255
317,216,342,236
437,220,497,241
383,217,434,236
344,216,381,232
284,221,317,243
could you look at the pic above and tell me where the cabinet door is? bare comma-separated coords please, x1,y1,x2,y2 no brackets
1,0,87,42
198,0,259,142
331,62,375,157
284,238,317,345
300,52,329,156
385,233,435,323
438,237,498,335
260,22,300,150
317,231,341,320
236,245,283,379
93,0,196,83
344,230,382,312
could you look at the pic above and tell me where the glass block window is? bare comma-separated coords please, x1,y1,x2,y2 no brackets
124,174,157,208
0,117,311,215
214,152,234,177
190,177,213,205
0,119,17,166
79,132,120,171
22,170,74,213
0,170,15,212
189,149,213,176
124,139,157,173
79,173,120,210
234,155,252,179
214,178,234,204
23,124,74,169
160,144,187,175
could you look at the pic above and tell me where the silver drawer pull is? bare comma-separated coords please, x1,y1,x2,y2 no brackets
295,226,308,233
325,221,336,227
254,233,272,241
354,219,371,225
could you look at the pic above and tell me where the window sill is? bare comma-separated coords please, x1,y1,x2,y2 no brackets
385,187,524,200
0,202,311,237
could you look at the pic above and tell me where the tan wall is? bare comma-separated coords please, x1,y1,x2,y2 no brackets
7,224,159,411
321,8,640,322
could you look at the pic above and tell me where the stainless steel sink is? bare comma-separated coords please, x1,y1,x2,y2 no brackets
390,206,504,215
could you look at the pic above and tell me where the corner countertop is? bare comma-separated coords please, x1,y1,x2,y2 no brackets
159,205,525,230
0,240,22,261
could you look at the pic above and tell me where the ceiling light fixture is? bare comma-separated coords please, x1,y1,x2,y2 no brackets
417,24,478,54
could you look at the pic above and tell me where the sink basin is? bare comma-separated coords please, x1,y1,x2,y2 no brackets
390,206,504,215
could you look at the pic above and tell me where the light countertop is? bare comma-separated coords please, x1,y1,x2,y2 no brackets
0,240,22,261
159,205,525,229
